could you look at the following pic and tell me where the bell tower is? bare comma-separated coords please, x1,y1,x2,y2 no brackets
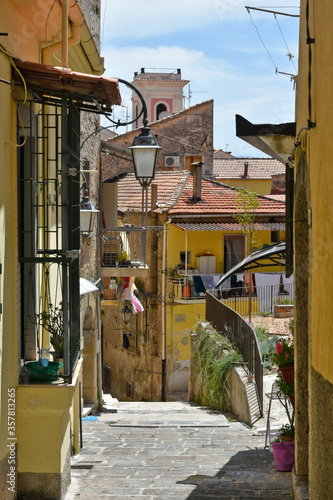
131,68,189,128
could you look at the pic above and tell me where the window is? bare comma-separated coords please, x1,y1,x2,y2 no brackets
18,98,81,381
224,235,245,273
271,230,280,243
180,251,191,266
156,103,167,120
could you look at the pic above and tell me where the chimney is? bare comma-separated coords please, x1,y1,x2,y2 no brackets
151,183,158,211
192,162,203,202
242,161,249,178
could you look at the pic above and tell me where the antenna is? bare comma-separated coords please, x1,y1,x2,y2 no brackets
184,84,208,107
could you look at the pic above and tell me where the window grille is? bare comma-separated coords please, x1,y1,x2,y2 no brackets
18,97,81,382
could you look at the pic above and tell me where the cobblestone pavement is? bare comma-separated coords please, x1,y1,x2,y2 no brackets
66,398,293,500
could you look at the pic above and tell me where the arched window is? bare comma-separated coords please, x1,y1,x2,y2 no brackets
156,103,167,121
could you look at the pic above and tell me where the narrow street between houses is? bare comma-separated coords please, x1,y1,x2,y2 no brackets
66,394,293,500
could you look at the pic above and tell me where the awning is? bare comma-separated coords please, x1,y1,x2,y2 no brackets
173,222,285,231
80,278,99,296
13,60,121,113
215,241,286,287
235,115,296,164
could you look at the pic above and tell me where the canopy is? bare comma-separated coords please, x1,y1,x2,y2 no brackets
215,241,286,287
80,278,99,296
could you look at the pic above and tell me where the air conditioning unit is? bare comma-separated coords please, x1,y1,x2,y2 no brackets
164,155,181,167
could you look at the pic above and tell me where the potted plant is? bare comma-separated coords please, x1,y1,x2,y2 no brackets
25,303,64,380
278,423,295,442
36,302,64,360
271,434,295,471
271,374,295,471
272,336,294,384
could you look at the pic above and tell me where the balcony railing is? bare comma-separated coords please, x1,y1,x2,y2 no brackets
101,227,147,269
169,274,294,316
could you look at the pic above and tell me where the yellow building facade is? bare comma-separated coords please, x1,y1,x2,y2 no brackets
293,1,333,497
0,1,112,498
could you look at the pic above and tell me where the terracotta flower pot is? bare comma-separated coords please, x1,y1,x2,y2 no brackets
279,366,294,384
271,441,295,471
278,434,294,443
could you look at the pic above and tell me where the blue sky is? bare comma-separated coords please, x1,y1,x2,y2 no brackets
100,1,300,157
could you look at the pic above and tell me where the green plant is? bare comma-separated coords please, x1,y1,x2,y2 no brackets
33,302,64,358
275,372,295,427
279,423,295,439
233,187,260,322
288,318,294,335
272,337,294,367
192,322,243,411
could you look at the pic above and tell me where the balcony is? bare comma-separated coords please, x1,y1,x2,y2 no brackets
100,227,149,278
168,272,294,317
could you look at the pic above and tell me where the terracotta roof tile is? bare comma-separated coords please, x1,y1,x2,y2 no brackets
169,178,285,216
214,158,285,179
117,171,189,213
116,172,285,219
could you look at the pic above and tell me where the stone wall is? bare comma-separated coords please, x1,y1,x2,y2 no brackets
102,100,214,182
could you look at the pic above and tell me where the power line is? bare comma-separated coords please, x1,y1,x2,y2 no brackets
274,14,297,72
247,8,277,72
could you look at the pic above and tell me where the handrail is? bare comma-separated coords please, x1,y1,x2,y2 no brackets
206,291,264,416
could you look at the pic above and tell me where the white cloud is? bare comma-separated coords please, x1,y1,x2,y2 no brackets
101,0,251,42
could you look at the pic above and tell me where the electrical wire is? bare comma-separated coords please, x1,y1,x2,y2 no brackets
246,8,278,72
100,0,108,51
274,14,297,72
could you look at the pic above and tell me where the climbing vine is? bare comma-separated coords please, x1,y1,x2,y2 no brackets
192,322,243,411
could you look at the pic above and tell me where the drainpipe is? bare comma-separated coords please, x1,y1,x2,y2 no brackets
62,0,68,67
162,217,171,401
42,1,83,66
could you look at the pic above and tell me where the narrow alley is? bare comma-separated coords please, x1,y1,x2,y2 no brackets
66,396,293,500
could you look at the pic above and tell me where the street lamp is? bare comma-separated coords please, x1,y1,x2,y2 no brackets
128,118,161,187
80,175,99,237
121,301,132,325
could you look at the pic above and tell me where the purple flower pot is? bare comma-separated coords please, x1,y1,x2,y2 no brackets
271,441,295,471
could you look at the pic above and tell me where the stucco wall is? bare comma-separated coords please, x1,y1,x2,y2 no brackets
293,1,333,497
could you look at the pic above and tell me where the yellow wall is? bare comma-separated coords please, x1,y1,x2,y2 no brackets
0,0,100,490
215,178,272,195
167,224,285,274
0,54,19,468
296,1,333,384
166,301,206,392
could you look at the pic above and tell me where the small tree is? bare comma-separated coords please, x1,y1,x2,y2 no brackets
233,188,260,321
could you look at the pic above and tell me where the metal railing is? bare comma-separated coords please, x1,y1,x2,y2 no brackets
211,283,293,317
206,292,264,416
101,227,147,268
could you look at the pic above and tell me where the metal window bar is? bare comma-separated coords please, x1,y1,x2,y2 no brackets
18,98,81,382
101,227,147,268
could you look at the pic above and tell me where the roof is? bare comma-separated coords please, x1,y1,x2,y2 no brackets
117,171,190,213
214,149,235,159
14,60,121,112
169,178,285,217
116,171,285,219
214,158,285,179
173,222,285,232
215,242,286,287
